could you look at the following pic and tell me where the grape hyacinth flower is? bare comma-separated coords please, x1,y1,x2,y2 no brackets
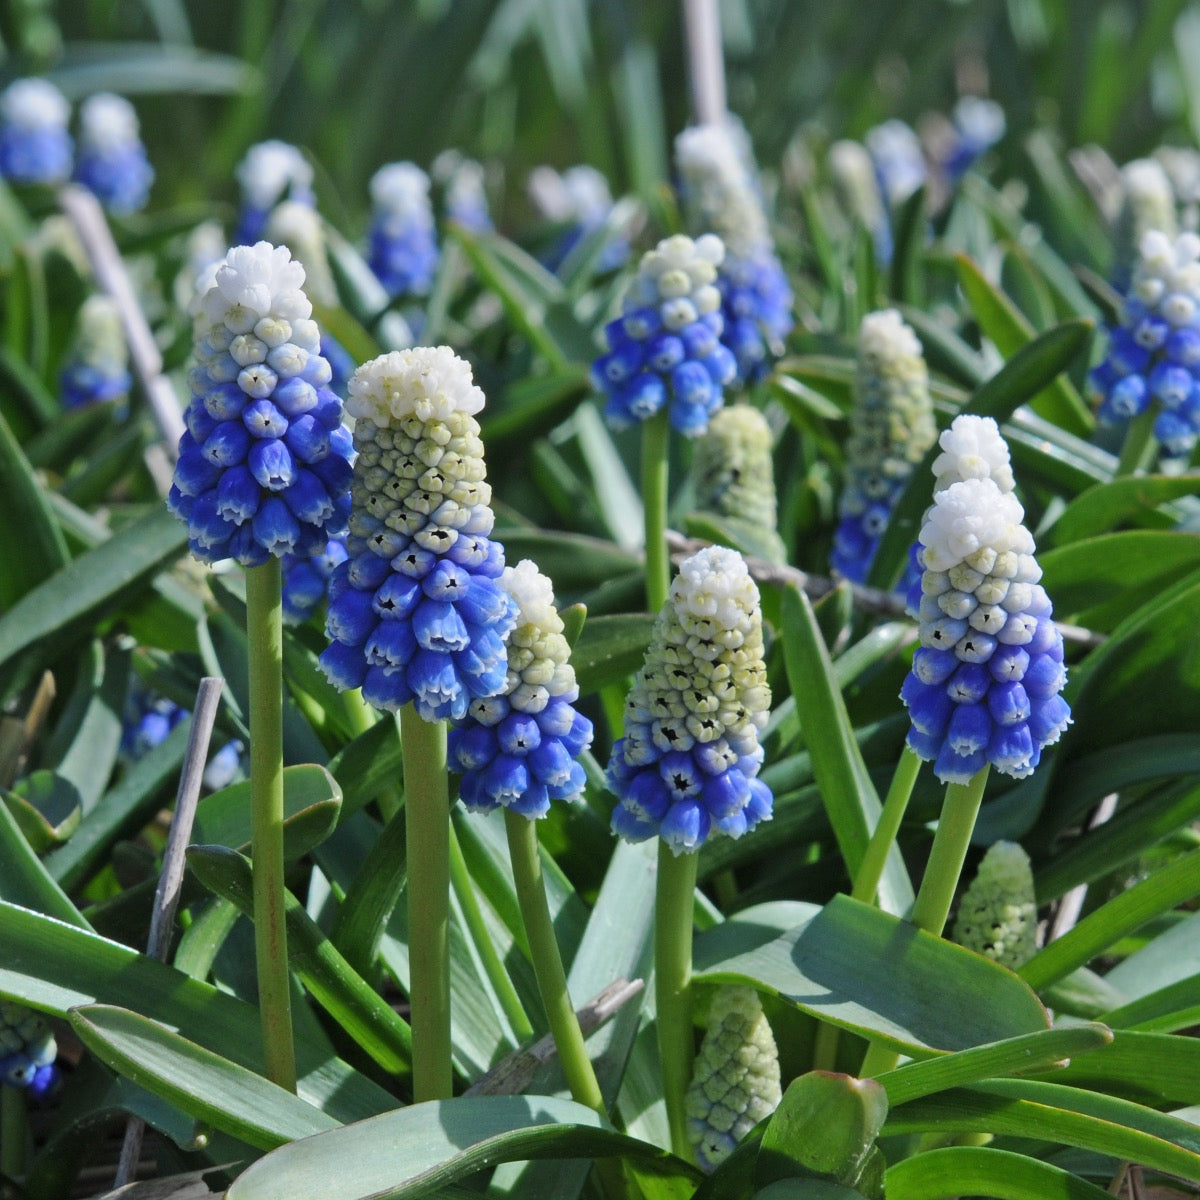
938,96,1006,186
73,92,153,215
121,690,187,759
166,241,354,567
952,840,1038,970
234,140,314,246
59,294,132,410
593,233,736,436
900,425,1071,784
686,986,781,1172
608,545,773,854
829,139,892,265
0,77,71,185
319,347,515,722
866,119,927,213
449,560,591,817
832,309,937,583
282,536,347,625
1112,159,1176,288
432,149,492,234
528,164,629,271
0,1003,57,1098
366,162,440,300
1089,230,1200,457
675,120,794,384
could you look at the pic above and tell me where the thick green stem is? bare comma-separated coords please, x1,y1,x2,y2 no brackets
452,819,534,1044
246,559,296,1093
852,745,924,906
642,408,672,614
401,704,453,1102
656,844,699,1163
1,1084,26,1180
1115,406,1157,477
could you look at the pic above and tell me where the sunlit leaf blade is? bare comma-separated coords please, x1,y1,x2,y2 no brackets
885,1145,1112,1199
1048,475,1200,546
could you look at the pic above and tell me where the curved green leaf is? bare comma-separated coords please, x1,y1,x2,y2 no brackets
885,1146,1111,1199
1049,475,1200,546
571,612,654,695
1029,1029,1200,1106
0,798,87,927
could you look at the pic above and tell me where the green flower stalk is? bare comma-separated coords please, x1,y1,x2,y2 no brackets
686,986,781,1171
952,840,1039,969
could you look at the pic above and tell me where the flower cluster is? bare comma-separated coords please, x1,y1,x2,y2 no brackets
319,347,515,722
952,840,1039,970
0,1003,57,1098
1112,159,1176,288
865,119,926,212
366,163,440,300
234,141,315,246
675,120,794,384
167,242,354,567
608,545,772,854
0,77,71,185
593,233,736,436
282,537,347,625
73,92,153,215
900,416,1071,784
528,164,629,271
433,149,492,233
685,985,781,1172
832,309,937,583
938,96,1006,186
60,294,131,410
122,685,245,790
829,139,892,264
448,560,592,817
1089,230,1200,456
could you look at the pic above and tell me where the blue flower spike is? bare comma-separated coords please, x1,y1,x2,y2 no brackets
60,294,132,410
832,309,937,583
901,415,1070,784
593,232,735,437
234,141,315,246
166,241,354,567
432,150,492,234
449,559,592,818
608,545,773,854
73,92,153,215
319,347,516,722
829,139,892,264
1112,159,1176,287
366,162,440,300
0,1002,58,1099
1090,229,1200,457
675,119,794,384
282,536,347,625
865,119,927,212
0,77,71,185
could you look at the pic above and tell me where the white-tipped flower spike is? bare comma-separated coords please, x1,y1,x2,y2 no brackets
865,119,926,208
829,139,891,264
166,242,354,567
929,413,1016,494
675,118,794,384
952,841,1038,969
59,294,131,410
432,149,492,233
685,986,781,1172
593,233,736,436
900,426,1071,784
0,77,71,185
448,560,593,817
832,310,937,583
0,1002,57,1098
1089,229,1200,457
940,96,1006,185
1112,159,1176,286
608,545,772,854
234,140,314,245
528,164,629,271
366,162,439,300
265,200,336,308
319,347,516,722
73,92,153,214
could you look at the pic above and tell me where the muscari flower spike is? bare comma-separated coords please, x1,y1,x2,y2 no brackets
73,92,153,215
60,294,131,410
608,545,772,854
0,77,71,185
448,560,592,818
282,536,347,625
829,139,891,265
432,149,492,234
528,164,629,271
366,162,440,300
685,985,782,1172
832,309,937,584
1112,159,1176,289
900,416,1071,784
593,233,737,436
234,140,315,246
1088,230,1200,457
166,241,354,568
866,119,926,212
675,120,794,385
939,96,1005,186
952,840,1038,970
319,347,516,722
0,1002,57,1099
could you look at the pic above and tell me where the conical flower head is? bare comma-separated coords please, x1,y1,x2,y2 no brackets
433,150,492,233
0,77,71,185
1112,159,1176,287
0,1002,57,1098
1089,229,1200,457
829,139,891,264
528,164,629,271
367,162,439,300
901,425,1070,784
608,545,772,854
832,309,937,583
73,92,153,215
593,233,736,436
448,560,593,817
60,294,131,409
166,241,354,567
234,140,314,246
952,840,1038,969
686,985,781,1172
319,347,516,722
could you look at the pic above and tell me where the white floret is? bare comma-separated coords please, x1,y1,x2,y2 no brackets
673,546,759,633
347,346,485,423
858,308,922,363
205,242,310,324
236,140,313,211
501,560,560,634
369,162,432,216
919,478,1028,572
79,93,139,151
931,415,1015,493
1,78,68,129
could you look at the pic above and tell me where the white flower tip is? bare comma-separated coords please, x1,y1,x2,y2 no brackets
1,78,69,129
236,140,313,209
859,308,922,362
370,162,431,211
932,414,1014,493
347,345,485,424
79,92,139,149
501,560,559,631
673,545,760,627
206,242,309,321
920,477,1028,571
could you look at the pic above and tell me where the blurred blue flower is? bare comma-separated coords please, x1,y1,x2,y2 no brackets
282,536,347,625
433,150,493,234
60,294,131,410
73,92,153,215
0,78,71,185
0,1002,57,1100
938,96,1005,186
234,141,314,246
529,164,630,272
366,162,439,299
